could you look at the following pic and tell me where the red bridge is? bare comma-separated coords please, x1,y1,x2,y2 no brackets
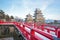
0,21,60,40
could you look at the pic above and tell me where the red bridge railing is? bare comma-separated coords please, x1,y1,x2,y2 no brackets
0,21,60,40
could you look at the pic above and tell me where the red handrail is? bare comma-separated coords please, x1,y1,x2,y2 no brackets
0,22,60,40
14,22,54,40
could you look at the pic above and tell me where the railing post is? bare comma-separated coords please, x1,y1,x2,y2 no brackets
57,28,60,38
23,25,25,28
23,25,25,33
47,29,50,33
41,25,44,31
55,28,58,35
30,28,35,40
34,23,36,28
31,29,35,35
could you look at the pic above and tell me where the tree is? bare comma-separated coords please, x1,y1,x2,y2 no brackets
0,10,5,19
0,10,4,14
5,15,10,21
10,16,14,19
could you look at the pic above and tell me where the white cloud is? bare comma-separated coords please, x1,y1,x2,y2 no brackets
41,0,54,11
45,14,60,20
5,0,60,20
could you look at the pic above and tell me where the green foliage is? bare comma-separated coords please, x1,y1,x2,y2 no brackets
10,16,14,19
0,10,4,14
0,10,5,19
0,9,14,21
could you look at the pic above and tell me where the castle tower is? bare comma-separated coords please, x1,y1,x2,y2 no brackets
34,8,45,24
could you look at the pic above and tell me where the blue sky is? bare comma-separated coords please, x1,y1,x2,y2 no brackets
0,0,60,20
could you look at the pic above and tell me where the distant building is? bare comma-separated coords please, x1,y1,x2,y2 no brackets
34,8,45,24
25,14,33,23
45,20,54,24
15,17,23,22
